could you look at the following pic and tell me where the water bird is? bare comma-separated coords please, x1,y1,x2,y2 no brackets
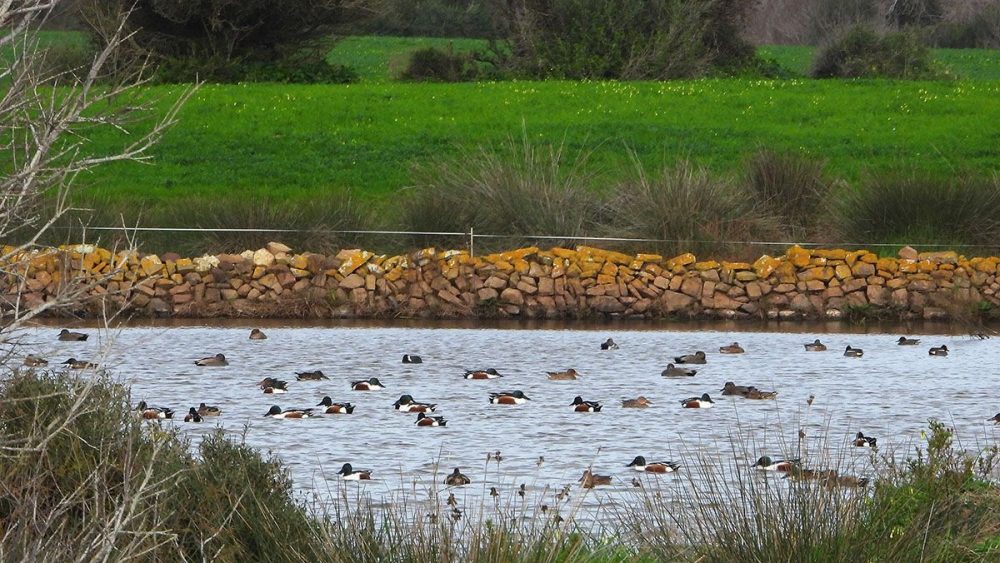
570,396,603,412
62,358,97,369
721,381,753,396
23,354,48,367
547,368,580,380
58,329,88,341
136,401,173,419
601,338,619,350
929,345,948,356
402,354,423,364
719,342,745,354
752,456,798,472
184,407,202,422
627,456,680,473
662,363,696,377
807,394,815,406
804,339,827,351
745,388,778,400
680,393,714,409
197,402,221,416
489,390,530,405
632,478,642,487
447,493,457,507
249,328,267,340
578,469,612,488
537,456,545,467
988,413,1000,424
259,377,289,394
195,353,228,366
464,368,502,380
317,396,355,414
897,336,920,345
337,463,372,480
843,345,864,357
488,450,503,463
445,467,470,486
621,396,652,408
674,351,706,364
295,370,329,380
263,405,316,419
351,377,385,391
518,484,526,498
395,394,437,412
415,412,447,426
853,431,877,448
490,487,499,498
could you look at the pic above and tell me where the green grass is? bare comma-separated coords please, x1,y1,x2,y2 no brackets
760,44,1000,79
328,35,489,82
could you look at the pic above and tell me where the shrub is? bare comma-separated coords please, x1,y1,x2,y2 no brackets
401,46,473,82
805,0,879,44
930,4,1000,48
888,0,945,28
811,25,936,78
742,149,835,241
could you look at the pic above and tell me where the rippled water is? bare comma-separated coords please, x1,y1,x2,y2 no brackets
15,320,1000,520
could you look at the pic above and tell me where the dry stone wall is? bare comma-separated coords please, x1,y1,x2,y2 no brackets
4,242,999,320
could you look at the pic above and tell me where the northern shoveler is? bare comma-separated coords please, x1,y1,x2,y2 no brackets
674,351,707,364
929,345,948,356
259,378,289,394
295,370,329,381
843,346,864,357
402,354,423,364
197,402,221,416
337,463,372,480
547,368,580,380
195,353,228,366
853,431,877,448
570,396,603,412
804,339,827,351
719,342,745,354
317,396,355,414
184,407,203,422
745,388,778,400
464,368,502,380
444,467,471,486
263,405,316,419
394,394,437,412
601,338,619,350
721,381,753,396
62,358,98,369
621,396,652,408
897,336,920,345
578,469,612,488
662,363,697,377
627,455,680,473
680,393,714,409
415,412,447,426
489,390,530,405
752,456,798,472
23,354,48,367
136,401,173,420
58,329,88,341
249,328,267,340
351,377,385,391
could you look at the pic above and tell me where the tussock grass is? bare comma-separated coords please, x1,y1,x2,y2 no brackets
742,148,837,241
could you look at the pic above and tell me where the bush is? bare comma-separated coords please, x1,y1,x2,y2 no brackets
888,0,945,28
156,52,358,84
805,0,879,44
930,4,1000,48
811,26,936,78
401,46,476,82
742,149,835,241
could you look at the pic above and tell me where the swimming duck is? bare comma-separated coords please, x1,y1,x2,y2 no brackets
662,364,697,377
752,456,799,472
804,339,827,351
444,467,471,486
183,407,203,422
317,396,355,414
745,388,778,400
58,329,88,341
929,345,948,356
547,369,580,380
195,353,228,366
601,338,619,350
351,377,385,391
680,393,715,409
843,346,864,357
853,431,877,448
897,336,920,345
621,396,652,408
394,394,437,412
988,413,1000,424
295,370,329,381
786,467,838,482
197,402,221,416
136,401,173,419
402,354,423,364
831,475,869,488
578,469,612,488
23,354,48,367
62,358,98,369
489,390,530,405
721,381,753,396
259,378,289,394
263,405,316,419
337,463,372,480
674,351,707,364
570,396,603,412
719,342,745,354
464,368,502,380
627,456,680,473
415,412,447,426
249,329,267,340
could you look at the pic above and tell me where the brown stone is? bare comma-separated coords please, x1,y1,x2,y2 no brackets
484,275,507,289
340,273,365,289
659,290,695,313
866,285,889,306
591,296,626,313
538,277,554,295
680,277,702,298
909,279,937,292
500,288,524,305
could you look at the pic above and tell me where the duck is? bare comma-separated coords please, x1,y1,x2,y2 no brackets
136,401,173,420
570,396,603,412
804,339,827,351
23,354,48,367
786,467,838,482
58,329,88,341
464,368,502,380
195,353,228,366
415,412,447,427
674,351,707,364
258,378,289,394
745,388,778,400
62,358,98,369
988,413,1000,424
402,354,423,364
547,369,580,380
680,393,714,409
489,390,530,405
295,370,329,381
351,377,385,391
752,456,798,472
719,342,745,354
621,396,652,408
444,467,471,486
183,407,203,422
627,455,680,473
897,336,920,346
578,469,612,488
843,345,864,357
929,345,948,357
662,364,697,377
197,402,221,416
853,431,877,448
249,328,267,340
263,405,316,419
721,381,753,396
337,463,372,480
601,338,619,350
317,396,355,414
393,394,437,412
831,475,869,488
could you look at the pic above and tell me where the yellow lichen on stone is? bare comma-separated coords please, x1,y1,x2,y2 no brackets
693,260,720,271
668,253,696,268
753,255,780,278
786,245,811,268
338,250,373,276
